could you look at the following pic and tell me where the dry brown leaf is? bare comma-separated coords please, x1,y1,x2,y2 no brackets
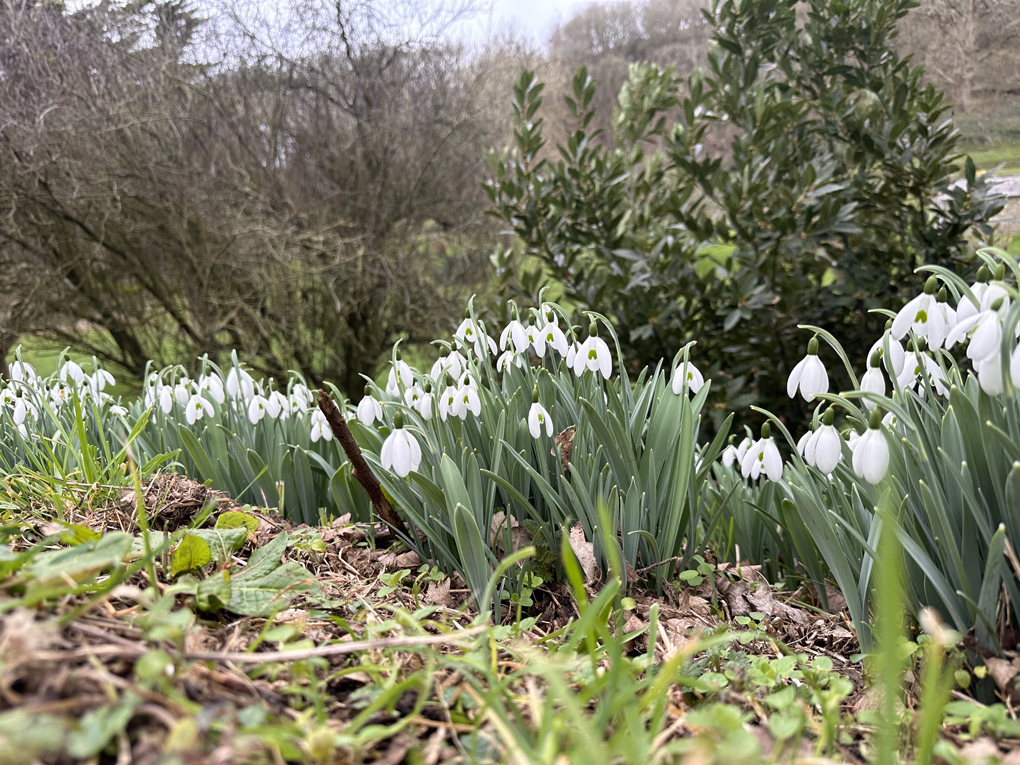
424,578,454,608
985,657,1020,701
568,523,599,584
490,511,533,555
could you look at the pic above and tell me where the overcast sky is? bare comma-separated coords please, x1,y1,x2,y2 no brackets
453,0,593,45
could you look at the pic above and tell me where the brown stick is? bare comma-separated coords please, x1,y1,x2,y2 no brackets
316,388,407,537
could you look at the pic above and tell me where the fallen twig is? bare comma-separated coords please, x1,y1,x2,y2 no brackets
317,388,407,537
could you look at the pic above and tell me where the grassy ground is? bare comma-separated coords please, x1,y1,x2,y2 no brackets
0,469,1017,763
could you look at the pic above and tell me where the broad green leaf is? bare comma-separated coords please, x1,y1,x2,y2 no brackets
215,511,259,537
197,569,232,612
188,527,249,563
171,534,212,577
26,532,134,583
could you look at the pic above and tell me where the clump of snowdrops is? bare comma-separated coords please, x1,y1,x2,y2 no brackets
713,247,1020,650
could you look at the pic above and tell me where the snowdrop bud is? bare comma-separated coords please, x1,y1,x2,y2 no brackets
976,265,991,283
923,276,938,295
588,320,598,337
993,263,1005,281
761,422,771,439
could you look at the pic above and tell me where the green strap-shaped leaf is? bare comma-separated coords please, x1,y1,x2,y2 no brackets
976,524,1007,651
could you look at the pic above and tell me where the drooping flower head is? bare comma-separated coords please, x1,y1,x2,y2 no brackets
385,351,415,396
859,350,885,411
380,410,422,478
572,319,613,379
852,408,890,485
741,422,783,482
804,408,842,475
310,410,333,442
527,384,553,438
787,336,828,402
356,385,383,426
186,394,214,425
892,276,950,350
499,305,529,354
671,359,705,395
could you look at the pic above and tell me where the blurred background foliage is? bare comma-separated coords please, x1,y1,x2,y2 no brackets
0,0,1017,420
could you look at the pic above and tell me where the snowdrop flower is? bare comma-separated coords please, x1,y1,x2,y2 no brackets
797,427,813,458
380,411,421,478
499,309,529,353
356,387,383,426
437,377,459,421
198,374,225,405
976,350,1005,396
787,336,828,402
310,410,332,442
540,303,559,327
1010,344,1020,389
804,409,842,474
430,347,466,382
454,381,481,419
566,341,579,369
956,265,991,325
722,436,751,467
9,360,35,383
537,319,569,357
49,383,72,409
290,383,312,410
859,352,885,410
946,299,1003,363
572,321,613,378
892,277,950,349
405,382,433,421
852,409,890,485
12,395,38,425
869,330,905,378
60,360,86,387
527,385,553,438
174,381,192,406
740,423,783,482
267,390,288,419
671,360,705,395
455,315,497,357
496,349,525,372
186,394,214,425
92,369,116,392
158,384,173,414
524,318,546,357
897,343,947,396
109,404,128,417
385,353,414,396
145,381,174,414
248,394,270,424
226,367,255,401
